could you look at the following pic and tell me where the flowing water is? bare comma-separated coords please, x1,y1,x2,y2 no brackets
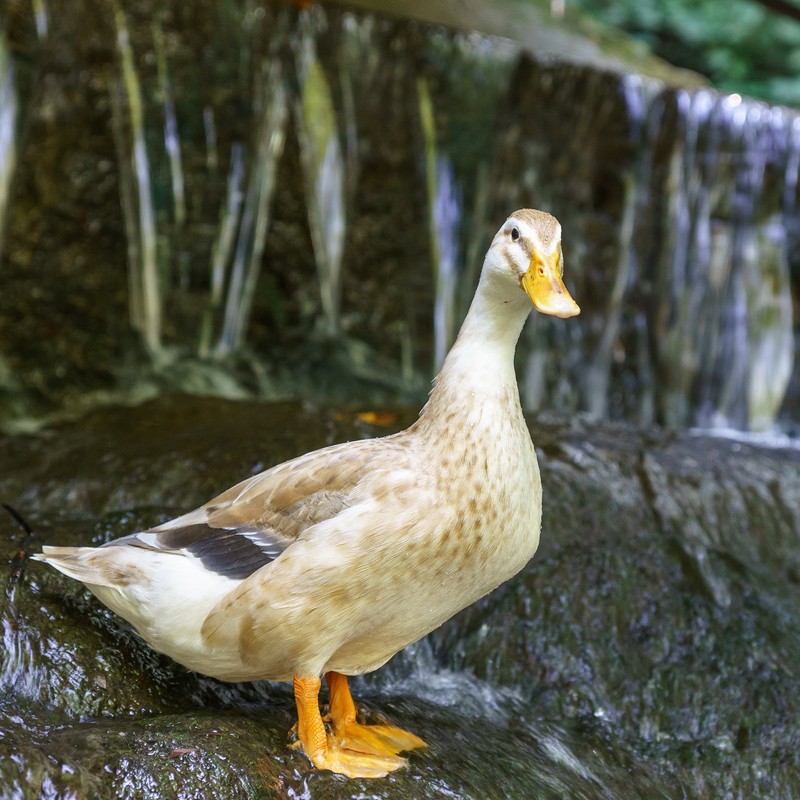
110,0,163,359
3,1,798,431
620,84,797,430
295,17,348,339
2,1,798,432
0,30,16,265
419,70,462,371
216,63,288,356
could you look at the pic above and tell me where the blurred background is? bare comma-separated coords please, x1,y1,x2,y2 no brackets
6,4,800,797
2,0,800,433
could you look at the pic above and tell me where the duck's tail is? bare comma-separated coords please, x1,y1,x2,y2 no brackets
31,546,119,587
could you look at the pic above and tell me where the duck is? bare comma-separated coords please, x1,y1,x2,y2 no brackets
33,208,579,779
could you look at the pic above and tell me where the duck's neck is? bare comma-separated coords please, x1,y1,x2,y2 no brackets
420,276,532,421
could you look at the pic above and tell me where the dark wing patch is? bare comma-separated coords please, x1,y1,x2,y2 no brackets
159,523,284,579
107,523,286,580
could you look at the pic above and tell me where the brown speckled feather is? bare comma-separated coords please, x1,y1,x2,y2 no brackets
108,436,418,581
204,439,385,540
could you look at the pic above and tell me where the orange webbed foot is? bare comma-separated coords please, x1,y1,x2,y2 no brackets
290,733,407,778
292,673,421,779
325,671,427,758
331,719,427,758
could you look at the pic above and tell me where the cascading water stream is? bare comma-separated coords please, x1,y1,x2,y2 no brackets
110,0,162,360
154,21,186,230
294,20,347,339
582,73,660,421
0,31,18,399
741,105,797,431
108,6,291,368
430,155,461,371
0,31,17,265
1,0,798,433
217,65,288,357
418,77,463,371
623,86,796,430
200,143,245,358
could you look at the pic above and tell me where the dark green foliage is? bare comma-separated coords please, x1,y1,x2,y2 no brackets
573,0,800,104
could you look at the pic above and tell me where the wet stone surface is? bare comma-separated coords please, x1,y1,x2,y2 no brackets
2,396,800,798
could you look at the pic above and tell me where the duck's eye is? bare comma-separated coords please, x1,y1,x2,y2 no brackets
511,227,520,241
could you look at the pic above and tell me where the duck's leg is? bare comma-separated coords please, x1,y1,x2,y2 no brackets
325,671,427,757
291,674,406,778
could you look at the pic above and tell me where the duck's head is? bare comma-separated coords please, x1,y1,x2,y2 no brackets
485,208,580,319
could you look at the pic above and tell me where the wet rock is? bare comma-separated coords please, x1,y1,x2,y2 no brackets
1,396,800,797
434,421,800,797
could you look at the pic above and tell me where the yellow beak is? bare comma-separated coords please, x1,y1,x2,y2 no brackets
520,250,580,318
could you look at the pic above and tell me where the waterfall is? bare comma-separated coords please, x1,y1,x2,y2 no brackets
154,22,186,229
582,74,660,421
1,0,799,431
505,61,797,431
0,31,18,403
294,16,348,339
430,155,461,371
110,1,162,359
217,65,288,357
108,5,290,367
418,77,463,371
623,86,796,430
0,31,17,264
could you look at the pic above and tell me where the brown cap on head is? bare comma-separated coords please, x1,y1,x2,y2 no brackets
510,209,561,254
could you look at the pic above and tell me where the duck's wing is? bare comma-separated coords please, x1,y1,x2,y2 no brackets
105,438,396,581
